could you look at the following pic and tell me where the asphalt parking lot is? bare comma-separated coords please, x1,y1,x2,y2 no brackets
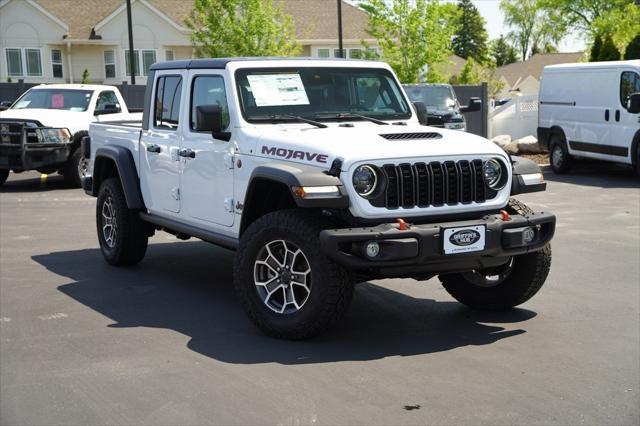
1,165,639,426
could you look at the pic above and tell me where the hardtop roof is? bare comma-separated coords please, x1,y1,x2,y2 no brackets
150,57,381,71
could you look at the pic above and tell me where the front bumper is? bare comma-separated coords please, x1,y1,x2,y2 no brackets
0,143,71,171
319,210,555,278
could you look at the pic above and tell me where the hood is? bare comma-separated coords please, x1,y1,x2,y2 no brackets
0,109,89,134
247,122,506,171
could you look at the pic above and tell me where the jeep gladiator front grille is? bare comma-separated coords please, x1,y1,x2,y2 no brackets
376,159,487,209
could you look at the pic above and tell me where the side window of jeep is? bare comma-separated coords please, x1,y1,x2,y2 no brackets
190,75,230,131
154,75,182,130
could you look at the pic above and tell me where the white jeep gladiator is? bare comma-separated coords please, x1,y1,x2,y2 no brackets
83,58,555,339
0,84,136,187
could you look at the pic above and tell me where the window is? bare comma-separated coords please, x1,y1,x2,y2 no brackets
6,48,22,76
620,71,640,109
316,48,330,58
165,50,174,61
104,50,116,78
349,48,362,59
96,91,119,111
12,89,92,111
333,48,345,58
125,49,155,76
25,49,42,76
154,75,182,129
191,75,229,130
51,49,63,78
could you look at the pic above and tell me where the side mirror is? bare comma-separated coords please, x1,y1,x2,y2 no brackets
95,103,121,115
460,97,482,113
196,104,231,141
0,101,12,111
627,92,640,114
413,101,429,125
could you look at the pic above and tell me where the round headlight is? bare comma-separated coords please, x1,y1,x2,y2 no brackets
483,158,504,188
353,165,378,197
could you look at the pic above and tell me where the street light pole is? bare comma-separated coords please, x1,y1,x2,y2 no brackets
337,0,344,58
126,0,135,85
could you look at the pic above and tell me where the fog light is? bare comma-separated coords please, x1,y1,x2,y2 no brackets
365,241,380,258
523,227,536,244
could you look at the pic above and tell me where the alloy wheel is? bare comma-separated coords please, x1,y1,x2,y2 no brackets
101,196,117,248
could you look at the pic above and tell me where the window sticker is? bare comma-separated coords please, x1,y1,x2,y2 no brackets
51,94,64,108
247,73,309,106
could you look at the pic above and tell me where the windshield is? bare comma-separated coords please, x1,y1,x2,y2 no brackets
404,85,457,110
235,67,411,122
12,89,93,112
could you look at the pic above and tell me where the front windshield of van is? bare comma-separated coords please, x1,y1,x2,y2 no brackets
404,85,457,111
235,67,411,123
12,89,92,112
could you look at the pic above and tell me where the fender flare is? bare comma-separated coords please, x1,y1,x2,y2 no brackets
93,145,145,210
510,156,546,195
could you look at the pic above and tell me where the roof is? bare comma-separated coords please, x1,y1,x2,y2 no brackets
497,52,585,86
31,0,371,41
545,59,640,70
31,83,113,90
150,57,382,70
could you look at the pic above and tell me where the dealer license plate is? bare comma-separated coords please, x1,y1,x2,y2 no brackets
443,225,486,254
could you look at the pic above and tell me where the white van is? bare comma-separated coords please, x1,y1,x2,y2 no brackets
537,60,640,174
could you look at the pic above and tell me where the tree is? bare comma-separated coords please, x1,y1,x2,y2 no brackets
624,34,640,60
500,0,565,61
592,2,640,53
450,58,505,97
490,35,518,66
185,0,301,58
81,69,90,84
589,34,603,62
452,0,489,62
360,0,459,83
598,34,621,61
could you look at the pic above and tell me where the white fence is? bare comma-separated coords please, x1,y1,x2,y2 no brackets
489,95,538,140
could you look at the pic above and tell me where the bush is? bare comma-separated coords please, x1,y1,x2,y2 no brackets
624,34,640,60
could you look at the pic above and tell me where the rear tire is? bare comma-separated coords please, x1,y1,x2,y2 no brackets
96,177,148,266
438,199,552,310
234,210,354,339
63,148,84,188
0,169,8,186
549,134,573,174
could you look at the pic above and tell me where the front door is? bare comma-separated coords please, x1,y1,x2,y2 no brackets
613,70,640,163
180,71,234,227
139,72,185,215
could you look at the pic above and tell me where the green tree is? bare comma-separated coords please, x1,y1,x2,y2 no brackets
360,0,459,83
598,34,621,61
452,0,489,62
624,33,640,59
592,2,640,53
500,0,565,61
589,34,603,62
185,0,301,58
81,69,90,84
450,58,505,97
490,35,518,66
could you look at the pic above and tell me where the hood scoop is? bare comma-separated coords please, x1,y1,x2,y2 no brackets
379,132,442,140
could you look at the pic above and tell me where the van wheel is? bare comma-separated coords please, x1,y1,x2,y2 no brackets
96,178,149,266
234,210,354,340
0,169,9,186
549,135,573,174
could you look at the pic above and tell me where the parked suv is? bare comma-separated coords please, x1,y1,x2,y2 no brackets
83,58,555,339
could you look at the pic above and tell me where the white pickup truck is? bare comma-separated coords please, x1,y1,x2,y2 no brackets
0,84,136,186
83,58,555,339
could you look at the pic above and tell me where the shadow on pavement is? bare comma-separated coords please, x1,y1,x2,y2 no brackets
0,173,73,193
33,241,536,365
541,163,639,189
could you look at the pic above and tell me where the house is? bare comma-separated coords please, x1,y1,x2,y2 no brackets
496,52,585,96
0,0,377,85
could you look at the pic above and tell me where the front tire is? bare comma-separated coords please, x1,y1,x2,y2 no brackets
96,177,149,266
0,169,8,186
234,210,354,340
438,199,552,310
63,148,85,188
549,134,573,174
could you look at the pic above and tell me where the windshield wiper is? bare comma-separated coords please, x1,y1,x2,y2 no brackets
251,114,327,128
314,112,389,125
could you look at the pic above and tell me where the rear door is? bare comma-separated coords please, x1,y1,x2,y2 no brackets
179,70,235,227
139,72,185,215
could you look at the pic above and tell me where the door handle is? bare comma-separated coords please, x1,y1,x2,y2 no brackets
178,148,196,158
615,110,620,122
604,109,609,121
146,144,161,153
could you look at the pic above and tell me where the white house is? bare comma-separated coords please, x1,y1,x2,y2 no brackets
0,0,378,85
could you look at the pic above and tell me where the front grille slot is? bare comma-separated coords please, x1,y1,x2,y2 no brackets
377,159,488,209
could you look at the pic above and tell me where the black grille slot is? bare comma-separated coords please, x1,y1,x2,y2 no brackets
0,123,23,145
379,132,442,140
375,159,489,209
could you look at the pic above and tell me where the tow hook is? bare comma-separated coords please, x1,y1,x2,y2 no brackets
397,218,410,230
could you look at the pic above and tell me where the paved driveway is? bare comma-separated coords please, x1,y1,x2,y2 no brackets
1,166,638,425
